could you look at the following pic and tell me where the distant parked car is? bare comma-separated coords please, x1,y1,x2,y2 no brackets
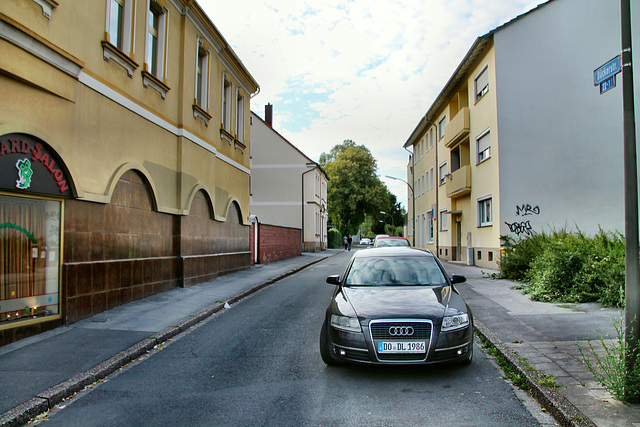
320,247,473,365
372,234,389,246
373,236,410,248
360,238,371,246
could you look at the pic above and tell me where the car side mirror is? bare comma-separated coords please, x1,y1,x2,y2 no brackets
326,275,341,286
451,274,466,284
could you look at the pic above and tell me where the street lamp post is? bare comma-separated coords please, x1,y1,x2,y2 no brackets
385,175,415,246
380,211,395,231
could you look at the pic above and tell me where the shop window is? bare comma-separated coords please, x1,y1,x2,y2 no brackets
1,194,61,326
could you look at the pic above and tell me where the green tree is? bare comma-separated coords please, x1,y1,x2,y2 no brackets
320,140,402,236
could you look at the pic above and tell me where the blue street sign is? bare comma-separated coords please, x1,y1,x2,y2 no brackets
594,55,621,85
600,75,616,94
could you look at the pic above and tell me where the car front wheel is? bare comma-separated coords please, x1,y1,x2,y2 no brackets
319,322,342,366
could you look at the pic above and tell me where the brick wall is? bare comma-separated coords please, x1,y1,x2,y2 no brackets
250,223,302,264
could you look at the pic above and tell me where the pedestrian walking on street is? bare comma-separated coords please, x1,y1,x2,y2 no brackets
347,235,352,251
343,236,348,250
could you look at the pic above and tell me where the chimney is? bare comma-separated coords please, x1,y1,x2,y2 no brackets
265,103,273,127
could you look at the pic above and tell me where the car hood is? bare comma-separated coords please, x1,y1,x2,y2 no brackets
340,286,451,320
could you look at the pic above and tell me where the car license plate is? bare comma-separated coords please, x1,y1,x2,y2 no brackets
377,341,426,353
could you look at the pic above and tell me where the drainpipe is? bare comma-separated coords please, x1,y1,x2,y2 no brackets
249,215,259,264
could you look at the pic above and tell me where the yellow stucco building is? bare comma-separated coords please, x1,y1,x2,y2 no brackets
0,0,258,344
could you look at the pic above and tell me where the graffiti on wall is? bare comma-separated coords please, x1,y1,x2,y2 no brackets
505,203,540,237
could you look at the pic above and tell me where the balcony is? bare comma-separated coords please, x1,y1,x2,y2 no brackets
446,165,471,198
444,107,470,148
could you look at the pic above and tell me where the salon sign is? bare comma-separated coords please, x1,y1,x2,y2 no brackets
0,133,73,197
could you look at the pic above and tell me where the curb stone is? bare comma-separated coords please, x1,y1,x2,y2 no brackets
474,318,596,427
0,254,335,427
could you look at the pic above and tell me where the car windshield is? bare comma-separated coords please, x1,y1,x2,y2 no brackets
374,238,409,247
345,256,447,286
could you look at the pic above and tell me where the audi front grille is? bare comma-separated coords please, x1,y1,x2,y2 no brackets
370,320,432,340
369,319,433,362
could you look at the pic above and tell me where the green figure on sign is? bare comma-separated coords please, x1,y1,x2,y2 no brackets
16,158,33,190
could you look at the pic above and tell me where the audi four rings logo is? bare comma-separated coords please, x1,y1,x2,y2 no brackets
389,326,414,336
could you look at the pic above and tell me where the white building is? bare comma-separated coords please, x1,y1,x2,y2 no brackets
250,105,328,253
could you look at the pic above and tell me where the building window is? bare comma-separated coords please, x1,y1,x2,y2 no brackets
236,90,244,142
475,65,489,102
488,251,494,262
193,40,211,125
477,250,482,260
440,209,448,231
222,75,232,132
0,194,62,327
438,115,446,140
427,211,434,244
439,162,448,185
147,6,159,75
196,46,208,107
429,167,434,189
108,0,125,50
142,1,169,98
429,128,434,150
477,129,491,164
478,196,492,227
103,0,137,76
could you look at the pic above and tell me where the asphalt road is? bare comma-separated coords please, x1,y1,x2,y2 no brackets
37,251,548,426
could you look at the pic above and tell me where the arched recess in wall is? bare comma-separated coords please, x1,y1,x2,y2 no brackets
105,163,159,211
225,198,243,224
185,185,215,219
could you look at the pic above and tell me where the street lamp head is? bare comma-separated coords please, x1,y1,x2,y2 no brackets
380,211,386,214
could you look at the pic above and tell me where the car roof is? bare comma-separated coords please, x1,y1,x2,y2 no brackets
377,236,408,240
354,247,432,258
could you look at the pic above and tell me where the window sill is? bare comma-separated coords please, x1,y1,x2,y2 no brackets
33,0,58,19
142,70,170,99
220,127,234,144
476,156,491,166
478,223,493,228
192,104,212,126
102,41,138,77
234,139,246,153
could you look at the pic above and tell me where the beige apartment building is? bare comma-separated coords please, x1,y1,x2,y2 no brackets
405,0,638,269
0,0,258,344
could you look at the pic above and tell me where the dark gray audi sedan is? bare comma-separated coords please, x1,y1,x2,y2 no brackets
320,247,473,366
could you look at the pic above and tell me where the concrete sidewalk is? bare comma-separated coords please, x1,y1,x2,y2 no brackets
0,249,341,426
442,260,640,427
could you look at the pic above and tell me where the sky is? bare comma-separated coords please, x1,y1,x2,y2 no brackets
199,0,544,209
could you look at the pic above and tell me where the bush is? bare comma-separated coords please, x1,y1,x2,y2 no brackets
579,318,640,401
499,233,552,282
499,229,626,307
327,228,343,249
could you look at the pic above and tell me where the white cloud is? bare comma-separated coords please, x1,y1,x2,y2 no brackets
199,0,543,207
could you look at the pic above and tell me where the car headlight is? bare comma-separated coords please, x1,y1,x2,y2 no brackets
441,313,469,332
331,314,362,332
